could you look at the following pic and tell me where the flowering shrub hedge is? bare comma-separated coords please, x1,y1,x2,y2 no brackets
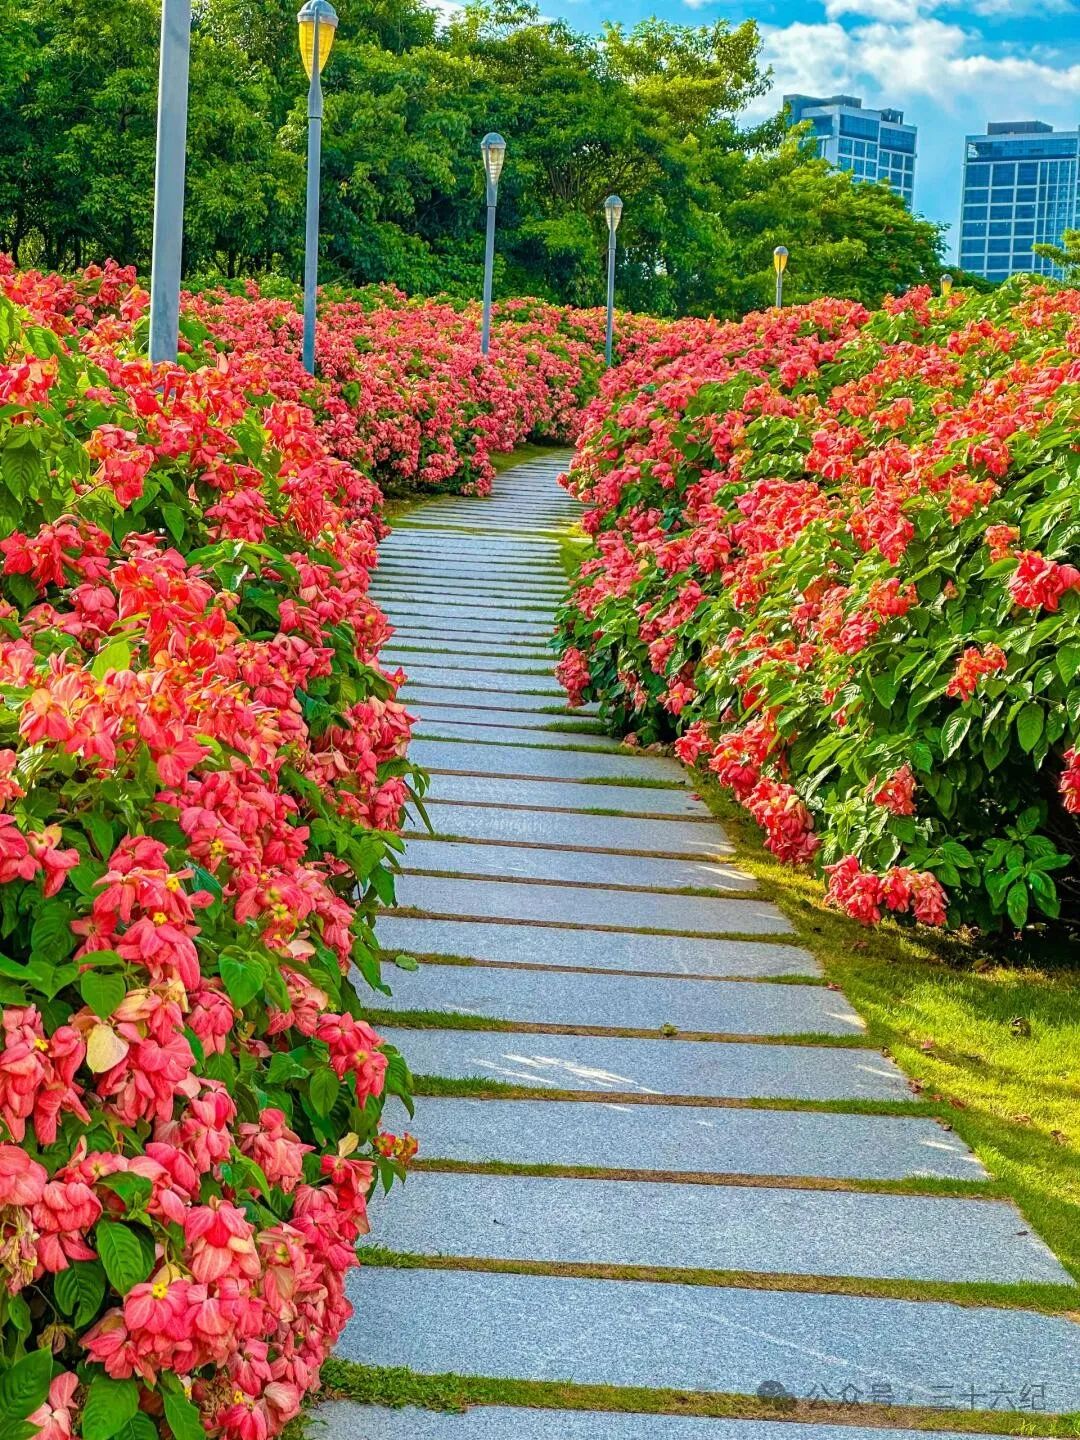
557,281,1080,935
186,286,625,497
0,259,425,1439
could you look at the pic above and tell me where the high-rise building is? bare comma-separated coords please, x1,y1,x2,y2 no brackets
959,122,1080,282
785,94,917,207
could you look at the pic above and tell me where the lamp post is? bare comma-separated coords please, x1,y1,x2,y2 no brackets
148,0,193,365
480,132,506,357
603,194,623,367
940,273,954,297
773,246,789,309
298,0,339,375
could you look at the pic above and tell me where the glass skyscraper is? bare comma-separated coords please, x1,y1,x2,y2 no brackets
785,94,917,207
959,122,1080,282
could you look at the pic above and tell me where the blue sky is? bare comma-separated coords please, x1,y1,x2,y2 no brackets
542,0,1080,259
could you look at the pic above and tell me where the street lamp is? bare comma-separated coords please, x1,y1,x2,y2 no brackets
297,0,339,375
940,273,954,297
603,194,623,368
148,0,193,364
773,246,789,309
480,132,506,357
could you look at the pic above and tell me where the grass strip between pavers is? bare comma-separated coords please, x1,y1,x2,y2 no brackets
382,909,801,943
308,1359,1080,1437
355,1247,1080,1317
390,870,765,900
409,1156,1001,1201
378,951,825,984
367,1008,869,1046
409,1078,946,1118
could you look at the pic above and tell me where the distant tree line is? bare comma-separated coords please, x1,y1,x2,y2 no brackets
0,0,946,314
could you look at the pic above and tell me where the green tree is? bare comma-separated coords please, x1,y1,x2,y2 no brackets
0,0,946,314
1034,228,1080,282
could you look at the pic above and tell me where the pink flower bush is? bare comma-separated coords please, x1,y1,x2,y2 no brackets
557,282,1080,933
0,259,456,1437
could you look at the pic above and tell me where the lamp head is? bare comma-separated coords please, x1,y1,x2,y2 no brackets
773,246,789,275
940,273,954,297
604,194,624,234
298,0,338,79
481,133,507,189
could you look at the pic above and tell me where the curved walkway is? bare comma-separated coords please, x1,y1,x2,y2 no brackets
318,453,1077,1438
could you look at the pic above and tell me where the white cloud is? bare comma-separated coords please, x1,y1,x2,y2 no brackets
752,6,1080,257
824,0,1074,18
761,15,1080,110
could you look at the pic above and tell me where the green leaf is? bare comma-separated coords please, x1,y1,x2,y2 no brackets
393,953,419,971
161,1382,206,1440
869,670,898,709
1,430,43,500
85,813,115,860
940,710,971,759
1006,882,1029,929
219,951,264,1009
82,1375,139,1440
1016,703,1044,754
95,1221,153,1295
266,1052,309,1084
1056,642,1080,685
30,899,76,960
160,503,186,544
53,1260,106,1325
79,969,126,1020
114,1417,157,1440
0,1349,53,1425
310,1065,340,1117
97,1171,154,1212
91,638,132,680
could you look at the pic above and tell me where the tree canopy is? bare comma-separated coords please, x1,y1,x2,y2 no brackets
0,0,945,314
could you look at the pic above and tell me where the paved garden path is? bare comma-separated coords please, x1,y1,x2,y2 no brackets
319,454,1078,1438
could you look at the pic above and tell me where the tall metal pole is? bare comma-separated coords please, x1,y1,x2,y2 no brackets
481,188,496,357
773,246,789,310
605,225,616,367
301,16,323,375
148,0,192,365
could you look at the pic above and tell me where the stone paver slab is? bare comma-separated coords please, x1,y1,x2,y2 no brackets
375,579,564,600
413,775,708,816
362,1172,1065,1283
415,722,621,750
386,652,556,677
376,566,565,587
404,666,564,693
377,915,810,978
405,703,595,729
388,610,555,635
413,739,684,783
408,1097,986,1180
371,961,861,1035
390,874,789,935
401,838,756,894
405,802,732,854
392,630,554,654
316,1406,996,1440
378,594,557,618
382,1025,909,1099
337,1267,1080,1410
401,686,582,714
